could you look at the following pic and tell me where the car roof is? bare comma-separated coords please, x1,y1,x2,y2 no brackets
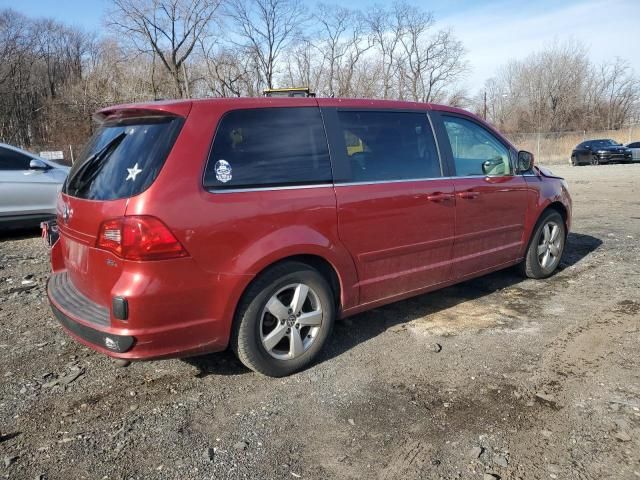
96,97,511,146
97,97,516,151
97,97,476,118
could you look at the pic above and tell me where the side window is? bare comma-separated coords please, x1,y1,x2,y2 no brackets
0,148,31,170
442,116,511,177
335,110,441,182
204,107,331,189
629,142,640,148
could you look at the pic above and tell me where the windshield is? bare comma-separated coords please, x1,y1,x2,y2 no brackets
592,139,620,148
63,116,183,200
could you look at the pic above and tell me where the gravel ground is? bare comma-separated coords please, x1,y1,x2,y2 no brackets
1,163,639,480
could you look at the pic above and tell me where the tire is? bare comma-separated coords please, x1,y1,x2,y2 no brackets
231,261,335,377
570,156,577,166
590,155,599,165
519,210,566,279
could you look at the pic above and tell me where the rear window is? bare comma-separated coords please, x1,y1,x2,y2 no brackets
204,107,331,190
63,116,183,200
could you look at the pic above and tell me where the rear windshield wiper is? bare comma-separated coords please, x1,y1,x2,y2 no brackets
66,132,127,196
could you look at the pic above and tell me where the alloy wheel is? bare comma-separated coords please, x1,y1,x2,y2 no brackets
537,221,562,271
259,283,323,360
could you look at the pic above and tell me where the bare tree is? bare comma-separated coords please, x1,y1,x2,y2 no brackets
365,1,466,103
476,40,640,133
597,58,639,130
200,40,255,97
313,4,371,97
7,2,640,158
284,39,324,93
366,3,405,99
402,28,466,103
108,0,222,98
226,0,308,90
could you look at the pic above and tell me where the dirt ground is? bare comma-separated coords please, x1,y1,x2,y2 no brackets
1,163,639,480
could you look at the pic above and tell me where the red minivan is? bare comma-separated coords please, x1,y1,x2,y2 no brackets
46,98,571,377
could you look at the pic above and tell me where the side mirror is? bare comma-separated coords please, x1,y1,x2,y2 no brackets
29,158,49,170
517,150,534,172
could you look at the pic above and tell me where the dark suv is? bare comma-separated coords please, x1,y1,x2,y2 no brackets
46,98,572,377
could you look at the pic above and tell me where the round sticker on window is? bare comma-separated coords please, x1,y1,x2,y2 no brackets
214,159,232,183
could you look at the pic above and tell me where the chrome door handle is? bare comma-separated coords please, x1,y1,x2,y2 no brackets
426,192,454,202
457,191,480,199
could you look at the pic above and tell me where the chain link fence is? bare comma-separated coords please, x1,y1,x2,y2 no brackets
504,125,640,165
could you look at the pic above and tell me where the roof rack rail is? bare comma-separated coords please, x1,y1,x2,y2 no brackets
263,87,316,98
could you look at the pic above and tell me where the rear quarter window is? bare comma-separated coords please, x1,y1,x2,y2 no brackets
204,107,331,190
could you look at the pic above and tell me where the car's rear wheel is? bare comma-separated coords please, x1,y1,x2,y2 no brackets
570,155,578,166
519,210,566,279
231,261,335,377
590,155,599,165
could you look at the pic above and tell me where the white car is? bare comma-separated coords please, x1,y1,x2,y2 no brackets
627,141,640,162
0,143,70,228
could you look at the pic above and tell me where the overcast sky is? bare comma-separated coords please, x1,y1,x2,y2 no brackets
2,0,638,92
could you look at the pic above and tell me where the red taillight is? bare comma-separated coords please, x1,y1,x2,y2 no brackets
96,216,188,261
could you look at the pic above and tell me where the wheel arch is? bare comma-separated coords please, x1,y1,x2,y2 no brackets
520,200,569,260
262,254,343,311
545,201,569,234
232,251,355,326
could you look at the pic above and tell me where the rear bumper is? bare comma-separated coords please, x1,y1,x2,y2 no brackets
46,270,247,360
50,301,135,353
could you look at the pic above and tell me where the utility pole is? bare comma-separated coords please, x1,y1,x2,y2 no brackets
183,64,191,98
483,90,487,120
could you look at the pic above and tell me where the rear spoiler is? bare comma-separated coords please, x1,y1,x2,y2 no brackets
94,101,192,124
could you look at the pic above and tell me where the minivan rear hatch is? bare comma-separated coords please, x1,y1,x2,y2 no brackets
57,105,188,305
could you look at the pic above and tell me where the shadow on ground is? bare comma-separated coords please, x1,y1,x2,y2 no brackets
188,232,602,376
0,226,42,242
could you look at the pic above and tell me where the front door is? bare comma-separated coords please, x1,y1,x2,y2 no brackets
437,114,528,279
324,109,456,305
0,147,64,219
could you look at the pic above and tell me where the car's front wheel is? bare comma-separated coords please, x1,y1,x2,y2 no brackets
231,262,335,377
590,155,600,165
520,210,566,279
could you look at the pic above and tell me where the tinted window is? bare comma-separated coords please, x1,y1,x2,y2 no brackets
205,108,331,189
0,147,31,170
443,116,511,176
592,139,619,148
627,142,640,148
335,110,441,182
64,116,183,200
